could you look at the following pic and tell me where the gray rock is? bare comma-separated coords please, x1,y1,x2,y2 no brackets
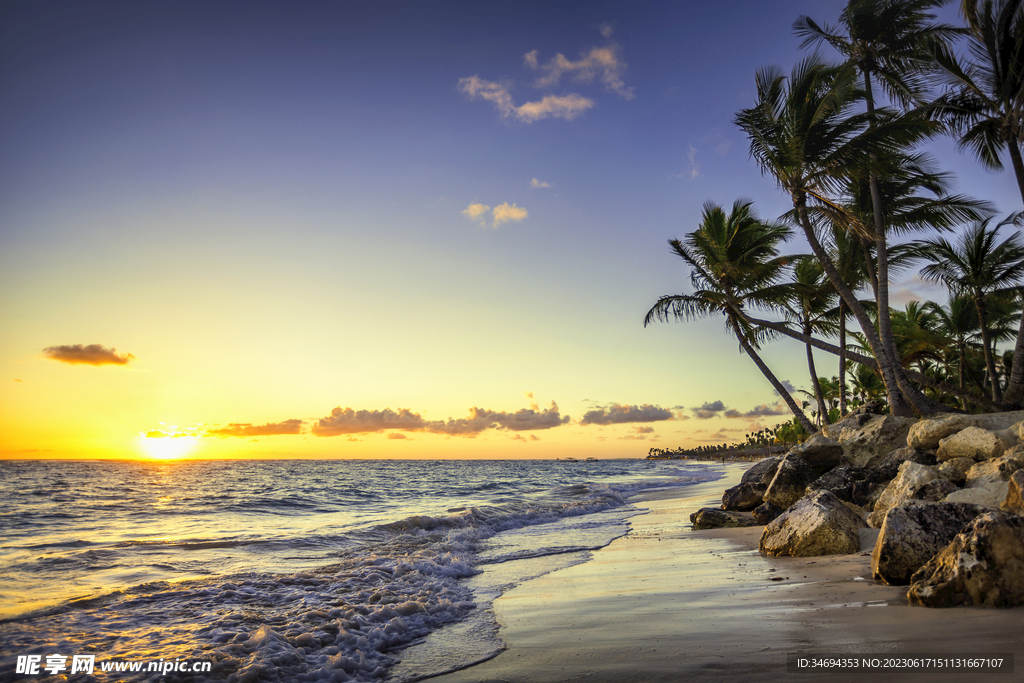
965,449,1024,488
871,501,984,585
807,465,872,504
789,434,844,476
689,507,760,529
821,412,875,441
837,415,917,469
942,480,1011,509
741,456,782,487
759,489,864,557
937,457,976,485
873,447,937,482
763,454,816,510
936,426,1014,462
722,482,766,512
912,479,960,502
752,501,783,525
868,461,939,528
1002,469,1024,513
908,511,1024,607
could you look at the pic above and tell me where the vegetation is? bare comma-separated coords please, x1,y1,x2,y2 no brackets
647,0,1024,429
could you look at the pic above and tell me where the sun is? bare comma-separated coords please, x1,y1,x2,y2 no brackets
137,434,200,460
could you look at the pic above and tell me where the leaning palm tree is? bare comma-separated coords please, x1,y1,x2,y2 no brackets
644,200,816,433
911,217,1024,401
795,0,962,387
734,55,947,416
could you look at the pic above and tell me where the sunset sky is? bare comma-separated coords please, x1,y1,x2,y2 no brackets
3,0,1022,460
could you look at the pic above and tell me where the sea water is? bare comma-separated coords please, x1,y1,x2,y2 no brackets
0,458,725,682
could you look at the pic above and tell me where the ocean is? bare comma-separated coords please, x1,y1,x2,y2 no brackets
0,458,726,682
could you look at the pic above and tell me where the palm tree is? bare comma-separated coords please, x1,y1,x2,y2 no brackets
795,0,961,407
644,200,816,433
734,55,947,416
911,217,1024,400
778,257,839,425
926,295,983,405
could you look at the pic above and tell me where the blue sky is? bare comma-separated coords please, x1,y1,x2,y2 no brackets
2,0,1021,459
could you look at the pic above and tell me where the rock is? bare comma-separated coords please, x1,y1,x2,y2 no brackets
912,479,959,502
763,454,816,510
821,412,875,441
936,426,1013,462
971,409,1024,432
741,456,781,486
807,466,872,504
759,490,864,557
789,433,844,476
836,415,917,469
689,507,760,529
937,457,976,485
908,511,1024,607
752,501,783,525
722,482,766,512
907,413,977,450
942,480,1011,509
868,461,939,528
964,449,1024,488
872,501,986,586
873,447,937,482
1002,470,1024,513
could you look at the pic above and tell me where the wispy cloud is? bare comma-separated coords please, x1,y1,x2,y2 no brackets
580,403,673,425
459,76,594,123
598,22,615,38
525,46,634,99
687,145,700,179
530,178,552,189
43,343,134,366
633,426,655,434
462,201,528,228
205,420,304,437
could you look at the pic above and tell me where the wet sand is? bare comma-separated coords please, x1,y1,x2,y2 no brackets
431,463,1023,683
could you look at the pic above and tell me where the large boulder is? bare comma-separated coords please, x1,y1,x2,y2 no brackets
722,482,766,512
908,511,1024,607
763,454,816,510
807,465,873,504
836,414,917,469
788,434,844,476
907,413,977,450
871,501,984,585
937,457,976,485
690,508,760,529
912,479,959,502
752,501,783,525
1003,469,1024,513
868,461,939,528
936,426,1014,462
741,456,782,486
759,490,864,557
943,480,1011,509
964,449,1024,489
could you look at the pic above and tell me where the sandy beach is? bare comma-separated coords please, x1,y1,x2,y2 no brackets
430,463,1024,683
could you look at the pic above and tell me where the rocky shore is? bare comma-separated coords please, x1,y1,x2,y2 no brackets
690,406,1024,608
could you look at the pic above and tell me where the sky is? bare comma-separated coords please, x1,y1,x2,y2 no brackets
2,0,1023,460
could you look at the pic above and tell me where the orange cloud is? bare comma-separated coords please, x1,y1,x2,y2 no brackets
580,403,673,425
204,420,304,437
43,343,134,366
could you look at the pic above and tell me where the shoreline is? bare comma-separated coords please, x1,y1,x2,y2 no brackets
430,462,1024,683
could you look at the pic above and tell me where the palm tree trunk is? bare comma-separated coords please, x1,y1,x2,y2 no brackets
974,295,1002,401
793,201,920,416
729,315,816,434
1008,139,1024,207
1002,314,1024,406
806,331,830,426
839,300,848,416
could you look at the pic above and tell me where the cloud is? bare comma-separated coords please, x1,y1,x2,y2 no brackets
688,145,700,179
43,343,134,366
731,402,789,418
772,380,798,397
580,403,673,425
387,433,408,440
530,178,551,189
599,22,615,38
633,426,655,434
692,400,727,419
205,420,304,437
462,201,528,228
491,202,528,227
312,401,570,437
527,46,634,99
459,76,594,123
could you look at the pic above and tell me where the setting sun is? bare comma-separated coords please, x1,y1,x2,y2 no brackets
137,434,200,460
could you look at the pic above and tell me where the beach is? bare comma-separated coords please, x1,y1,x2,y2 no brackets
430,463,1024,683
